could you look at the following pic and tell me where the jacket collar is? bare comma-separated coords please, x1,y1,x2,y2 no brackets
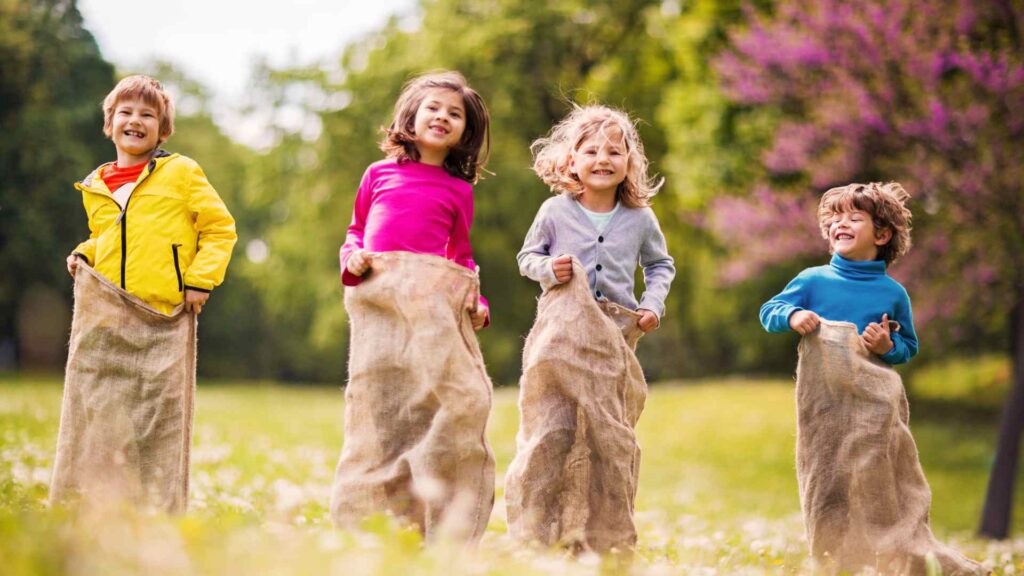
80,149,176,190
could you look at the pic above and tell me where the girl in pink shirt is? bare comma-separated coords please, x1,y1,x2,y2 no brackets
330,71,496,541
339,71,491,328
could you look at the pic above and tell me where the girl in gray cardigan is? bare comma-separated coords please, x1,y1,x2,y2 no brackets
505,105,674,552
517,105,675,326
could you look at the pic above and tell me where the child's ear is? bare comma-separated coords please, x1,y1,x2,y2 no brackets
874,227,893,246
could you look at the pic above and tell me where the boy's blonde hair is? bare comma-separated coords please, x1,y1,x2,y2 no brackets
102,75,175,144
531,104,661,208
380,70,491,184
818,182,913,265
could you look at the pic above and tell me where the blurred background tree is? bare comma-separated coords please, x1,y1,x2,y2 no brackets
0,0,114,370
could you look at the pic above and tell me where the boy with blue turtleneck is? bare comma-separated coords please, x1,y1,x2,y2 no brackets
760,181,917,363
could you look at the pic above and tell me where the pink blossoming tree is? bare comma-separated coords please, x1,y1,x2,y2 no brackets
713,0,1023,537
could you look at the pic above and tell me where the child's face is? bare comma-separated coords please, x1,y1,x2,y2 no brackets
110,98,162,165
570,129,628,198
828,209,891,261
412,88,466,165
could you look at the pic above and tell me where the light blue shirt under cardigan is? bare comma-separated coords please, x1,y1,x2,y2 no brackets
759,253,919,365
575,200,619,232
517,193,675,318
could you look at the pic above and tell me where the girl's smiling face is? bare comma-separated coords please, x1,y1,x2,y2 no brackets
570,129,628,198
412,88,466,165
828,209,891,261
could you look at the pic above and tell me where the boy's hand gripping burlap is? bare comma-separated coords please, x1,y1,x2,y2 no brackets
796,320,985,575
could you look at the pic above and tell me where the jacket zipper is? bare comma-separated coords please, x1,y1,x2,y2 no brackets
117,158,158,290
172,244,183,292
120,196,129,288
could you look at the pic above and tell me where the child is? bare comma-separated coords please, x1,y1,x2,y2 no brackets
51,75,237,512
760,182,983,575
330,71,495,543
506,105,675,552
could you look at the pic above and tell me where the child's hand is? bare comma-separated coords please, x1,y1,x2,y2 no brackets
862,313,894,355
789,310,821,335
66,254,79,277
470,301,489,332
184,289,209,315
347,249,371,277
637,309,659,333
551,255,573,283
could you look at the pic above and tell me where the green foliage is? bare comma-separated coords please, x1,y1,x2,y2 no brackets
911,355,1012,410
1,376,1022,574
0,0,114,368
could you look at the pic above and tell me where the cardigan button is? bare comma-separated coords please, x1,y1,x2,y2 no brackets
596,290,603,298
598,236,604,243
596,264,603,271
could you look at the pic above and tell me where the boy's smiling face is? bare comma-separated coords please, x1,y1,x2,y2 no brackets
828,209,892,261
111,98,162,166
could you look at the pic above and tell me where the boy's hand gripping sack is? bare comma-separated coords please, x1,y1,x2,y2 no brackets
330,252,495,542
50,264,197,513
505,258,647,553
797,320,985,575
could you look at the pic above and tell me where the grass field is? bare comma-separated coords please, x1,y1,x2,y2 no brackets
2,375,1023,574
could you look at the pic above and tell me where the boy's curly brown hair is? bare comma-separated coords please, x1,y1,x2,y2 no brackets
817,182,913,265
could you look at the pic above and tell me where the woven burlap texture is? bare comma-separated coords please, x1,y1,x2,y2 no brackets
50,263,196,513
505,259,647,553
330,252,495,542
796,319,984,575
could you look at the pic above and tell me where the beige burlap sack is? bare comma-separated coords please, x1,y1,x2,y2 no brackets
505,259,647,553
330,252,495,542
50,263,196,513
796,319,985,575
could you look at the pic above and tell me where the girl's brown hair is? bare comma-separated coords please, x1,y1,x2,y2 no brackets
102,75,175,144
818,182,913,265
380,71,490,183
530,104,662,208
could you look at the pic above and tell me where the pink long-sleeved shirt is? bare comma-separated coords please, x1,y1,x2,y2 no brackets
339,158,488,314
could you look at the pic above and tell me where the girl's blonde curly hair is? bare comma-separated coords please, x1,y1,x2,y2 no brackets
818,182,913,265
531,104,662,208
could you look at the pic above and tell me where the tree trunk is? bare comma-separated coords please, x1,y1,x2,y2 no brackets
979,286,1024,539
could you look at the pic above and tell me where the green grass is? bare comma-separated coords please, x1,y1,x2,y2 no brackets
2,374,1023,574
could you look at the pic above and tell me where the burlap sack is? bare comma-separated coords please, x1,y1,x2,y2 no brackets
330,252,495,542
796,319,985,575
50,263,196,513
505,259,647,553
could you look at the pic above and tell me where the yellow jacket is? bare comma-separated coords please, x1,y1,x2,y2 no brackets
72,151,237,315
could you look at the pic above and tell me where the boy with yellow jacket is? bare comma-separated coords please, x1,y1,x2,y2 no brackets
50,75,236,512
66,75,236,313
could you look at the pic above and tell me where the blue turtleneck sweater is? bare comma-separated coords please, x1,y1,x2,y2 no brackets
759,253,918,365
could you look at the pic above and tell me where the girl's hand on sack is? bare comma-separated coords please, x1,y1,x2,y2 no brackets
862,313,894,355
789,310,821,335
551,255,573,283
470,302,489,331
637,309,659,333
184,289,209,315
66,254,79,277
347,249,371,277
